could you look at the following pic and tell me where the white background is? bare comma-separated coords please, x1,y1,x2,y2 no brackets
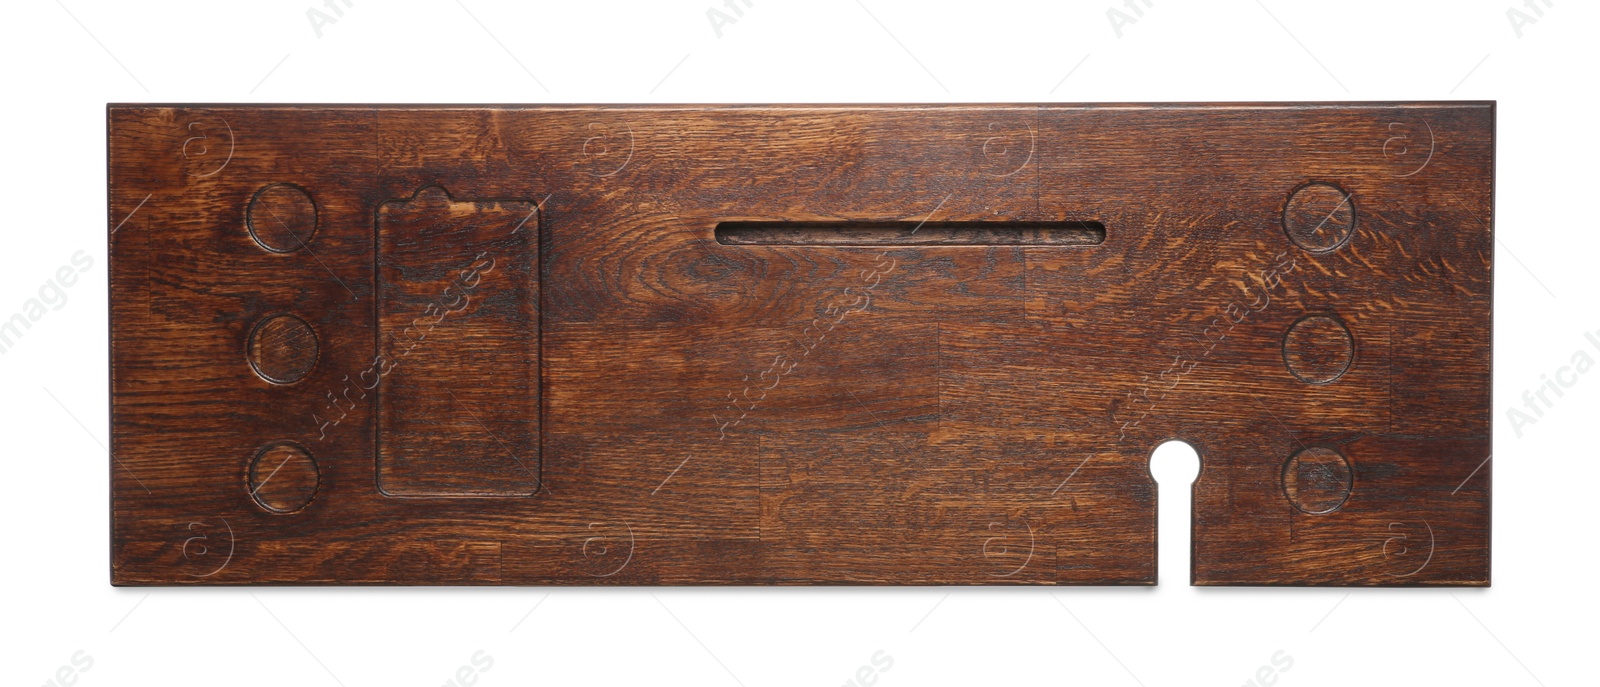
3,0,1595,685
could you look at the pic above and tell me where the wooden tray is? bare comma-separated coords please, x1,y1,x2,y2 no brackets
107,103,1492,585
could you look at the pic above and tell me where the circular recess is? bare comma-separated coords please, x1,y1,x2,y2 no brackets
247,313,319,384
248,441,319,513
246,183,318,253
1282,181,1356,253
1282,314,1354,384
1281,446,1352,515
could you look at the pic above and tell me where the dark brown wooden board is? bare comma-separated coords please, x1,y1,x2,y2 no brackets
107,103,1492,585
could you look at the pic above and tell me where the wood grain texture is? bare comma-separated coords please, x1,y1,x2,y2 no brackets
107,103,1493,585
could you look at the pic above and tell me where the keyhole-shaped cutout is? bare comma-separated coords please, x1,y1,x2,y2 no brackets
1150,440,1201,586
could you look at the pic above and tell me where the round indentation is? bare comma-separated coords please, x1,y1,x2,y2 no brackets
1282,181,1356,253
246,183,318,252
1282,446,1352,514
248,441,319,513
1282,314,1354,384
247,314,319,384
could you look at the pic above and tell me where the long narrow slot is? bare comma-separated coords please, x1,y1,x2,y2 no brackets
714,220,1106,246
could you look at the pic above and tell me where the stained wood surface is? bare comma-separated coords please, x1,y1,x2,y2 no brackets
107,103,1493,585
